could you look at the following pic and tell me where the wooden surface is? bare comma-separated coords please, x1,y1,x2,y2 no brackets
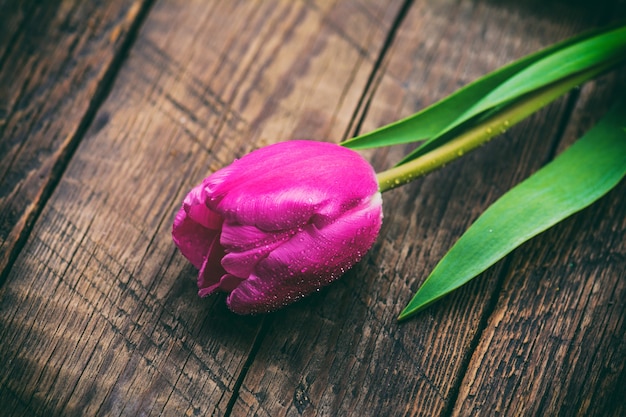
0,0,624,416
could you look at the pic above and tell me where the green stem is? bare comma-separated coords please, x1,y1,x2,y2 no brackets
376,63,613,193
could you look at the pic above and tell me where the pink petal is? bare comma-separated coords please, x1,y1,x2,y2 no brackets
173,140,384,314
182,183,222,229
221,229,293,278
172,184,224,269
206,141,378,231
197,232,228,296
226,193,383,314
198,274,245,297
220,222,294,252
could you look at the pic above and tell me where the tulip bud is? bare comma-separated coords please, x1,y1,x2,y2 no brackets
172,140,382,314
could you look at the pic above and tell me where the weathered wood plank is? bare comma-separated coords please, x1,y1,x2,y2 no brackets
2,0,624,416
0,0,151,283
0,2,36,63
451,73,626,416
0,0,404,415
231,0,624,416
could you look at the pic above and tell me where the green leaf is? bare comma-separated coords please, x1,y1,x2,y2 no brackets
375,65,610,193
397,25,626,164
398,100,626,321
341,24,626,155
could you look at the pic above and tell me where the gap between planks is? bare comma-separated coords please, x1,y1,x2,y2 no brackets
0,0,157,289
218,0,416,412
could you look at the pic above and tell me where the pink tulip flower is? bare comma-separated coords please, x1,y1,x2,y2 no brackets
172,140,382,314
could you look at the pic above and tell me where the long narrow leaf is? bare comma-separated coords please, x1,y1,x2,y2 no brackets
394,60,614,167
399,25,626,163
342,24,625,151
398,100,626,321
376,63,615,192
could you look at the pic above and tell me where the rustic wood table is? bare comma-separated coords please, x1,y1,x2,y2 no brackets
1,1,624,416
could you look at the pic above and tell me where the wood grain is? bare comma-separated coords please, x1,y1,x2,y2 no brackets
232,0,626,416
0,0,403,415
451,73,626,417
0,0,151,283
0,0,624,416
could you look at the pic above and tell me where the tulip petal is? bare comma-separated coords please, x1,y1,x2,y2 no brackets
172,184,224,269
226,193,383,314
220,222,294,251
173,140,383,314
197,233,228,296
183,183,222,229
198,274,245,296
206,141,378,231
221,231,293,278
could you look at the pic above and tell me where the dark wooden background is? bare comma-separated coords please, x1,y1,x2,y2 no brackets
1,1,625,416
